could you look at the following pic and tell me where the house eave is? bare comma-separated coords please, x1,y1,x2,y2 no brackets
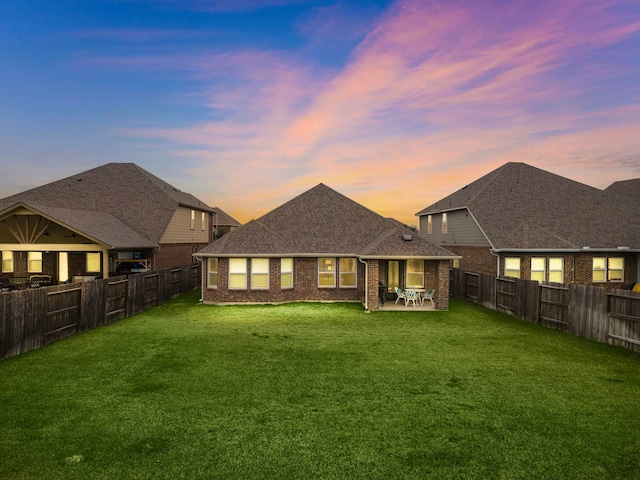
194,252,462,260
358,255,462,260
491,248,640,253
416,206,469,217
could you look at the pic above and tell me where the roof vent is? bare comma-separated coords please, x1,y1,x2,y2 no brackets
402,234,413,241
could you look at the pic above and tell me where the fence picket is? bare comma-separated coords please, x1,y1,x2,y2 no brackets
450,268,640,353
1,264,200,360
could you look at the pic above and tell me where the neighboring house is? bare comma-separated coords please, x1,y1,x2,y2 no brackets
0,163,238,286
211,207,242,238
416,162,640,289
195,183,459,310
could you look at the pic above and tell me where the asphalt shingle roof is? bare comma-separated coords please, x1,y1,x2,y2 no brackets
0,163,213,248
199,183,456,258
416,162,640,250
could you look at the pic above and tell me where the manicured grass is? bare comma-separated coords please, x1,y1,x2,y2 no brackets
1,292,639,479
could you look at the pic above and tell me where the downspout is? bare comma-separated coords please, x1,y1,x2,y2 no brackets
196,255,204,303
358,257,369,311
490,249,500,308
490,249,500,277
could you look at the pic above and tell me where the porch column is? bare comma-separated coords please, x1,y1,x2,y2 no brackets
102,249,110,278
367,260,380,311
435,259,451,309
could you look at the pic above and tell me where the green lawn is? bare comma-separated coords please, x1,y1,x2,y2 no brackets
1,292,639,480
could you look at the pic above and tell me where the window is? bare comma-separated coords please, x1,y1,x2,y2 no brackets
86,253,101,273
1,251,13,273
251,258,269,289
406,259,424,288
201,212,206,231
28,252,43,273
592,257,606,282
427,215,432,234
442,213,448,233
549,258,564,283
318,258,335,287
608,257,624,282
281,258,293,289
531,257,545,282
504,257,520,278
59,252,69,283
229,258,247,289
207,258,218,288
190,209,195,230
339,258,357,288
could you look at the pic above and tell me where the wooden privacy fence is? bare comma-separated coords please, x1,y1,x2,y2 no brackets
450,269,640,352
0,264,200,360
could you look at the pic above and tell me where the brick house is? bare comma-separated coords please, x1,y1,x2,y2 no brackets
0,163,239,286
195,184,459,310
416,162,640,289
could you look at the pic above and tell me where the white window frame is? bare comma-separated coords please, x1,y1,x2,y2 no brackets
86,253,101,273
608,257,624,282
190,209,195,230
531,257,545,282
548,257,564,283
318,258,336,288
229,258,247,289
504,257,520,279
281,258,293,289
442,213,448,233
251,258,270,290
201,212,206,231
1,251,13,273
406,259,424,288
28,251,43,273
339,258,357,288
592,257,606,283
207,257,218,289
427,215,432,234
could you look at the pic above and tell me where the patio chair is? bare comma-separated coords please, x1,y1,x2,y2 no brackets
404,289,419,307
394,287,406,305
420,289,435,307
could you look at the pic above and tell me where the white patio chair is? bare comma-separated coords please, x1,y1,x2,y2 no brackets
404,289,419,307
420,289,435,307
394,287,406,305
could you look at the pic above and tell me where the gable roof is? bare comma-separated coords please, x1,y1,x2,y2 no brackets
0,202,157,249
211,207,242,227
416,162,640,250
605,178,640,203
198,183,456,258
0,163,213,246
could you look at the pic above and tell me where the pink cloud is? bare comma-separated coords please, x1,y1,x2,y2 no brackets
117,0,640,226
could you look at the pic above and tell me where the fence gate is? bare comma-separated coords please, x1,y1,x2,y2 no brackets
106,278,128,323
45,287,82,345
607,290,640,352
170,268,182,297
496,277,516,314
144,273,159,309
539,285,569,330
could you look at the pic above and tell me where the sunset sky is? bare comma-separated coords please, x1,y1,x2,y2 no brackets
1,0,639,226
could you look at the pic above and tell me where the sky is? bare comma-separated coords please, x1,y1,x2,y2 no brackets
1,0,640,227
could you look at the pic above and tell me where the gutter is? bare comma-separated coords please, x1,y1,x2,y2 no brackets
491,248,640,253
